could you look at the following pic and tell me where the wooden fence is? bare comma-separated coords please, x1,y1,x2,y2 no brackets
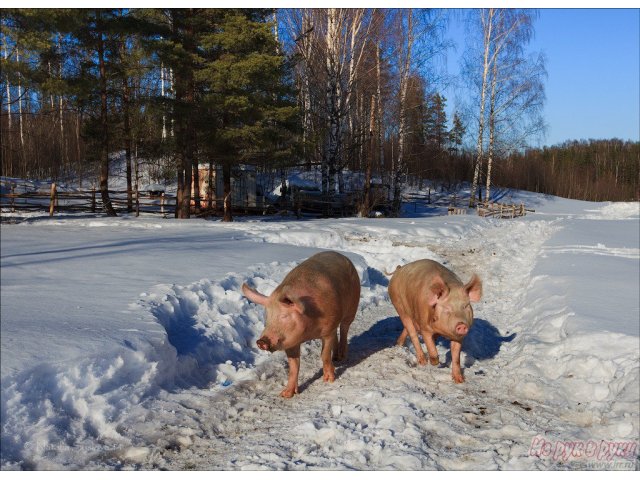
291,190,360,218
1,180,177,217
0,179,271,217
1,178,535,220
477,201,534,218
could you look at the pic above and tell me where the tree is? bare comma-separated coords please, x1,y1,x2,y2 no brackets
1,8,126,211
142,8,208,219
464,8,546,206
198,9,298,222
449,111,465,154
424,92,448,153
282,8,374,208
467,8,495,208
484,10,545,202
391,9,414,216
388,8,448,215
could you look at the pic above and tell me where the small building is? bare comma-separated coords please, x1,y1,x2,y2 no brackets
192,164,257,210
145,183,166,198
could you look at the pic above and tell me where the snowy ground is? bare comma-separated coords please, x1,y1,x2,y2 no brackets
1,190,638,471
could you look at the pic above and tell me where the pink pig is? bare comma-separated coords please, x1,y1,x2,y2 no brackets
388,259,482,383
242,251,360,398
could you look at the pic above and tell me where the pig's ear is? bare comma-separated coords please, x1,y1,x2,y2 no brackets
464,274,483,302
280,295,306,316
242,283,269,306
427,276,449,307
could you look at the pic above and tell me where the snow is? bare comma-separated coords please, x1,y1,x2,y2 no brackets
1,190,638,471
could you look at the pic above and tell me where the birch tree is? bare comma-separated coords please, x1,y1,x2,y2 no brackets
466,8,545,206
484,10,545,202
391,9,413,215
283,8,374,205
468,8,495,208
389,9,447,214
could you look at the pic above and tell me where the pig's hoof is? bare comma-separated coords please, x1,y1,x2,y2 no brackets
323,370,336,383
280,387,298,398
452,372,465,383
430,356,440,366
417,356,428,366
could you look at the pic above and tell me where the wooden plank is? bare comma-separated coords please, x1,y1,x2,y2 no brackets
49,183,57,217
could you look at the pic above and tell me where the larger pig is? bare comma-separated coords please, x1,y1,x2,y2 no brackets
242,251,360,398
388,259,482,383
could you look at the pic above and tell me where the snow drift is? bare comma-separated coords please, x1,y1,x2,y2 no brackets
1,193,638,470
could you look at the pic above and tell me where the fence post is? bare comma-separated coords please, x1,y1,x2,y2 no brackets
11,183,15,212
161,193,166,218
49,183,57,217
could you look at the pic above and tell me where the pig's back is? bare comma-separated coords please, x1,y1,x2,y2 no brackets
389,259,462,308
302,251,360,294
398,259,462,286
287,251,360,316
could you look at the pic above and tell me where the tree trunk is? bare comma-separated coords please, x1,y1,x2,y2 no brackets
207,157,214,212
161,63,167,140
175,166,184,218
134,143,140,217
376,42,383,177
58,36,66,171
173,12,195,219
359,94,375,217
97,15,117,216
122,69,133,212
325,8,341,206
392,10,413,216
3,39,12,177
192,138,200,216
222,161,233,222
76,109,82,186
469,9,494,208
17,47,25,151
485,56,499,204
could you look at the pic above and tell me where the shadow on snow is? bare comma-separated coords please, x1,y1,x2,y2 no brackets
298,316,516,392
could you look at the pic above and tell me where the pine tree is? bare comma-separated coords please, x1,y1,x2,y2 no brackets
449,112,465,154
198,9,298,222
425,92,448,153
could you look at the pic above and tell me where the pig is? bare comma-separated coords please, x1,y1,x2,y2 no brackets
388,259,482,383
241,251,360,398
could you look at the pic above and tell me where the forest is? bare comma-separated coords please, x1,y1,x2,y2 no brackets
1,8,638,221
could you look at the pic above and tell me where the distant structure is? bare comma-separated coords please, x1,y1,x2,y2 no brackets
192,164,258,210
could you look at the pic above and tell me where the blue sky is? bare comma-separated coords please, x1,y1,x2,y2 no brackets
532,8,639,146
445,8,639,148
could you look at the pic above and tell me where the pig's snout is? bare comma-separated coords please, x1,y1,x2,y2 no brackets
257,337,271,351
455,323,469,336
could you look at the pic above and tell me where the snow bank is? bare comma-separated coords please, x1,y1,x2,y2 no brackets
583,202,640,220
1,192,638,470
507,210,639,448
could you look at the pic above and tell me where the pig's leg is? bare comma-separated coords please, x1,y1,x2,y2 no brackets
423,333,440,366
321,334,337,382
396,328,408,346
450,340,465,383
281,346,301,398
401,317,428,365
334,321,351,361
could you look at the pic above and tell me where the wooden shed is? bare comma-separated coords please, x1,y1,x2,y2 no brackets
192,164,257,209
